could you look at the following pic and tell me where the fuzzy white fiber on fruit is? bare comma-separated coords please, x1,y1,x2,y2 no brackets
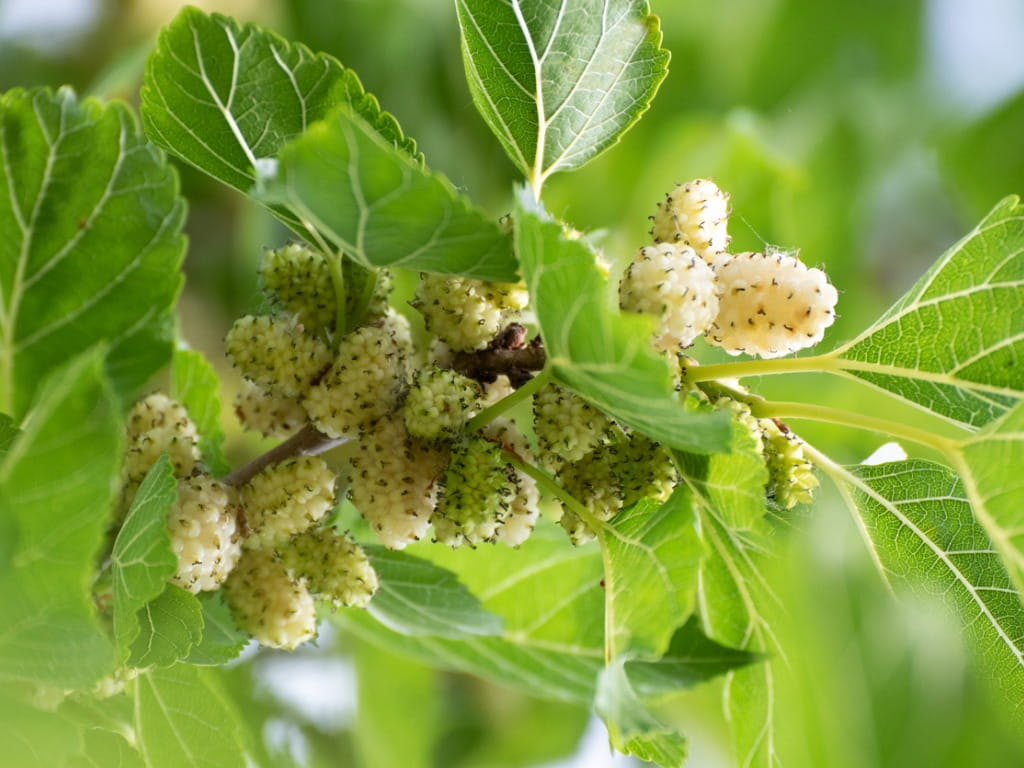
413,274,528,352
242,456,336,549
349,414,448,549
650,179,731,264
303,320,408,438
225,314,332,397
619,243,719,351
225,548,317,650
167,475,242,593
707,251,838,358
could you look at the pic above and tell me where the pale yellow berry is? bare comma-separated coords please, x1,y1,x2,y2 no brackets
412,274,528,352
761,419,818,509
707,251,838,358
261,243,336,332
651,178,731,265
432,436,515,547
242,457,336,549
402,365,481,441
482,419,540,548
167,475,242,593
123,393,200,483
281,529,378,609
234,380,308,439
349,414,448,549
225,314,332,397
225,549,316,650
619,243,719,351
533,382,613,470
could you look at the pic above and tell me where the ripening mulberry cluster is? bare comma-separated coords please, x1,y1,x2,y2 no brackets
623,179,839,359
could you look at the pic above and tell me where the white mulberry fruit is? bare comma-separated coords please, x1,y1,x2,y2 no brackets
433,435,515,548
121,393,201,512
303,321,408,438
225,548,316,650
533,382,613,470
234,380,308,439
167,475,242,593
281,528,378,609
619,243,719,351
225,314,332,397
403,365,481,441
618,434,678,508
482,419,540,547
707,251,838,358
761,420,818,509
412,274,528,352
261,243,336,332
242,456,336,549
349,414,448,549
650,179,731,265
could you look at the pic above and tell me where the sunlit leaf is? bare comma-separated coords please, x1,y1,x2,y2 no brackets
456,0,669,190
513,188,731,453
0,349,117,688
365,547,503,638
135,664,247,768
603,490,704,657
186,591,248,665
836,196,1024,428
841,459,1024,718
0,87,185,418
256,107,518,282
111,454,178,660
141,5,418,233
129,585,204,668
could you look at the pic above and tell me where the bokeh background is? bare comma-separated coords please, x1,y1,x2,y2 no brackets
3,0,1024,765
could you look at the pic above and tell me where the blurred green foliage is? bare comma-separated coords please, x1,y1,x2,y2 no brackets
2,0,1023,764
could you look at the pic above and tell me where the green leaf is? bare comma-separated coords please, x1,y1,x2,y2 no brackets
675,418,770,531
256,107,518,282
0,349,118,688
697,510,783,768
186,591,248,665
128,585,204,668
456,0,669,190
171,347,228,476
0,87,185,419
0,691,82,768
841,459,1024,716
112,454,178,660
836,196,1024,428
595,657,687,767
957,401,1024,587
603,489,704,657
365,547,503,638
0,413,17,458
135,664,247,768
70,728,144,768
625,617,758,698
514,188,731,453
141,6,418,232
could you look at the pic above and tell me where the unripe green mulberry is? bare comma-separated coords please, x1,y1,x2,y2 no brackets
482,419,540,548
618,434,678,508
707,251,838,358
761,420,818,509
412,274,528,352
433,435,515,547
167,475,242,593
242,456,336,549
234,380,308,439
559,443,626,523
533,382,613,470
281,529,378,609
349,414,448,549
225,314,332,397
303,320,408,438
712,397,765,455
225,549,316,650
123,393,200,483
650,179,731,265
261,243,336,332
403,365,481,441
619,243,719,351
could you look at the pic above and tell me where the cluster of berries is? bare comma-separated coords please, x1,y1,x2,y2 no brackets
620,179,839,359
119,389,377,650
